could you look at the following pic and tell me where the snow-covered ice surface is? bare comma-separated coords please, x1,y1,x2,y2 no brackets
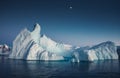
72,41,118,62
9,23,119,62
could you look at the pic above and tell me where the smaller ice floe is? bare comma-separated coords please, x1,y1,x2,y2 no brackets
72,41,118,62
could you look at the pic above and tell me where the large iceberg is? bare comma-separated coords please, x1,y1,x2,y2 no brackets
72,41,118,62
9,23,119,61
9,24,72,60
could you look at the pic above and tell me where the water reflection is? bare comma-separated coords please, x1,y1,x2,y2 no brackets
71,60,120,72
88,60,120,72
0,56,120,78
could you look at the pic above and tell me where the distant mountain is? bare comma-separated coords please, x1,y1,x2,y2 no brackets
0,44,11,55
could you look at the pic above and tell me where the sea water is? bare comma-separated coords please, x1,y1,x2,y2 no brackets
0,56,120,78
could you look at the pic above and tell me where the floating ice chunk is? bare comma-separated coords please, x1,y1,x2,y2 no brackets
72,41,118,62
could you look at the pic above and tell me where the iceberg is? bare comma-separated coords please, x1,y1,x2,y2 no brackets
9,23,119,61
72,41,118,62
0,44,11,55
9,24,71,60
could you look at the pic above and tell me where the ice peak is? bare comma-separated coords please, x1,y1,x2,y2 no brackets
41,34,47,38
19,28,30,37
33,23,41,34
90,41,115,49
31,23,41,44
22,28,29,32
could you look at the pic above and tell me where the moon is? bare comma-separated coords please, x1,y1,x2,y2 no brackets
69,6,73,9
66,0,73,10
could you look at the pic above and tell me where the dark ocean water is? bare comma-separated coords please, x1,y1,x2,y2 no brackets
0,56,120,78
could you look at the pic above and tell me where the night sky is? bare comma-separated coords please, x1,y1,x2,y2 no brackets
0,0,120,46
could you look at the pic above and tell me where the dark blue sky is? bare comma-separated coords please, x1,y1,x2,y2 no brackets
0,0,120,46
